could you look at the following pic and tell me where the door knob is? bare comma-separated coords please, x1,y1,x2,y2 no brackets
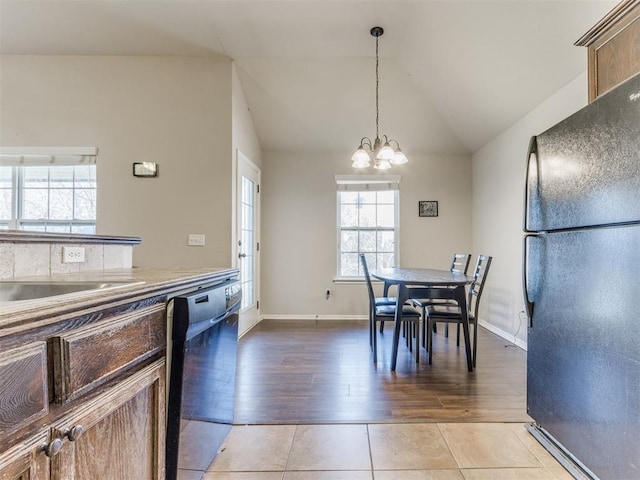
65,424,84,442
42,438,63,457
238,253,247,258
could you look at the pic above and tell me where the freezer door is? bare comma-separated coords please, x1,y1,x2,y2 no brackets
526,225,640,479
526,72,640,232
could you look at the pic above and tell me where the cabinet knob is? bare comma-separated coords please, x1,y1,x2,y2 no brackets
65,424,84,442
43,438,63,457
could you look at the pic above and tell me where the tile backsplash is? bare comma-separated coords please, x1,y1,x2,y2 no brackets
0,242,133,279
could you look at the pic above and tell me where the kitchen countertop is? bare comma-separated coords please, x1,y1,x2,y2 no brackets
0,267,238,332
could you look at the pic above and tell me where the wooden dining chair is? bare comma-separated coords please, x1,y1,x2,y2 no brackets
410,253,471,345
424,254,492,367
360,254,422,364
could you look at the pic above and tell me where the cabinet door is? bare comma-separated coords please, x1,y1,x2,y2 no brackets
576,0,640,102
0,431,49,480
49,359,165,480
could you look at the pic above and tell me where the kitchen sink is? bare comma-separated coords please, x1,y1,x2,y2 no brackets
0,280,139,302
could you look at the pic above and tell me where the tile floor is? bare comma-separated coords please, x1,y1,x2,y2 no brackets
178,422,573,480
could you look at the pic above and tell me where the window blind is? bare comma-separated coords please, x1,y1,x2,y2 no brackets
335,174,400,192
0,147,98,166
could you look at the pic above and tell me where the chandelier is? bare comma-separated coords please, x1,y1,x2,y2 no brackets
351,26,408,170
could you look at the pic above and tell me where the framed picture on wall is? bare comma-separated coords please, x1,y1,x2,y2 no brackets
419,201,438,217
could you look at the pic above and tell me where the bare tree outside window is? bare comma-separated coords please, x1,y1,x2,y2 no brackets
0,164,96,232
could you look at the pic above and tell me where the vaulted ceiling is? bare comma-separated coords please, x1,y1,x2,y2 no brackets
0,0,617,155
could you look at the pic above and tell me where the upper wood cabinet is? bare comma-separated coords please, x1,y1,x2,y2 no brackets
575,0,640,102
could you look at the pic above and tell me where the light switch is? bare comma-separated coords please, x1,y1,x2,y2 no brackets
188,234,205,246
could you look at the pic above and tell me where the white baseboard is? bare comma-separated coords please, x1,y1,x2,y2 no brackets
260,314,368,321
254,315,527,350
478,319,527,351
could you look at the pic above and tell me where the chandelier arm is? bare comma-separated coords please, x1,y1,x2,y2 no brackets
360,137,373,149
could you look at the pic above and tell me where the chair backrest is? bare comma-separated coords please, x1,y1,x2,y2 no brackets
451,253,472,274
360,254,376,311
467,255,492,318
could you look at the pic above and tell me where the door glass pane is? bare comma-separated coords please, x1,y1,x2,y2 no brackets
240,174,256,310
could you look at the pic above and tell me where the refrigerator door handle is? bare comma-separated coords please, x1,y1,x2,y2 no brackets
524,136,538,233
523,234,536,327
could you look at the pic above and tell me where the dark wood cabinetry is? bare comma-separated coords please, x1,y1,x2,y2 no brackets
576,0,640,102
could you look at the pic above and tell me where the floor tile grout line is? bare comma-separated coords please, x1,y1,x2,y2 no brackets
282,424,300,474
366,423,375,478
436,421,463,470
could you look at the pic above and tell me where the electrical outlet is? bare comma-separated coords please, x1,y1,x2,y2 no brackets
188,234,205,246
62,246,85,263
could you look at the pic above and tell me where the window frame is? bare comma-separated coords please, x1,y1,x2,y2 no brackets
0,147,98,233
335,175,400,280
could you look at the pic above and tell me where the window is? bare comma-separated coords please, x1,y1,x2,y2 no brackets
336,175,400,278
0,148,97,233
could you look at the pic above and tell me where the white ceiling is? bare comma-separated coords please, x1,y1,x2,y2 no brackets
0,0,617,155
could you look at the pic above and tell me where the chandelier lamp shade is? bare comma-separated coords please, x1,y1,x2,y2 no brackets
351,26,408,170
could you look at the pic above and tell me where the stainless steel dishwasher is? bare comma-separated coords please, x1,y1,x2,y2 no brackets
165,276,241,480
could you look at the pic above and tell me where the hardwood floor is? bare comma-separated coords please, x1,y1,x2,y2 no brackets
234,320,530,424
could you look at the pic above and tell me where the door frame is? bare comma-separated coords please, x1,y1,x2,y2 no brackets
234,150,261,334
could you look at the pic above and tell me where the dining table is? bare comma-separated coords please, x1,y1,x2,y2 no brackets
370,267,474,372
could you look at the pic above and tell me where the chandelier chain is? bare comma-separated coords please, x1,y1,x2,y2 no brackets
375,34,379,140
350,26,408,169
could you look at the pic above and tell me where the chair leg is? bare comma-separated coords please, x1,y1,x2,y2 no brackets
472,322,477,368
444,323,449,337
373,319,378,364
427,317,433,365
456,323,460,346
414,322,419,363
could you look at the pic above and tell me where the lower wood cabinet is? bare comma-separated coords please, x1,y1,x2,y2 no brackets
49,359,165,480
0,431,49,480
0,359,165,480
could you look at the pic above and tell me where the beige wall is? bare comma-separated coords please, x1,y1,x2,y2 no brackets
1,55,234,269
471,72,588,348
260,150,472,318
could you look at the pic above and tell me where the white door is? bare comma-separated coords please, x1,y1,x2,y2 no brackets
236,151,260,327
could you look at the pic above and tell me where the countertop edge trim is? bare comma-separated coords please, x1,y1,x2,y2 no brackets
0,231,142,245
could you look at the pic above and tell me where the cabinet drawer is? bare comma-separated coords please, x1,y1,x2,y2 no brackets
51,303,166,403
0,342,48,436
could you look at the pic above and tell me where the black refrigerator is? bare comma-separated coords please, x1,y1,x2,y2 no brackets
524,72,640,480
